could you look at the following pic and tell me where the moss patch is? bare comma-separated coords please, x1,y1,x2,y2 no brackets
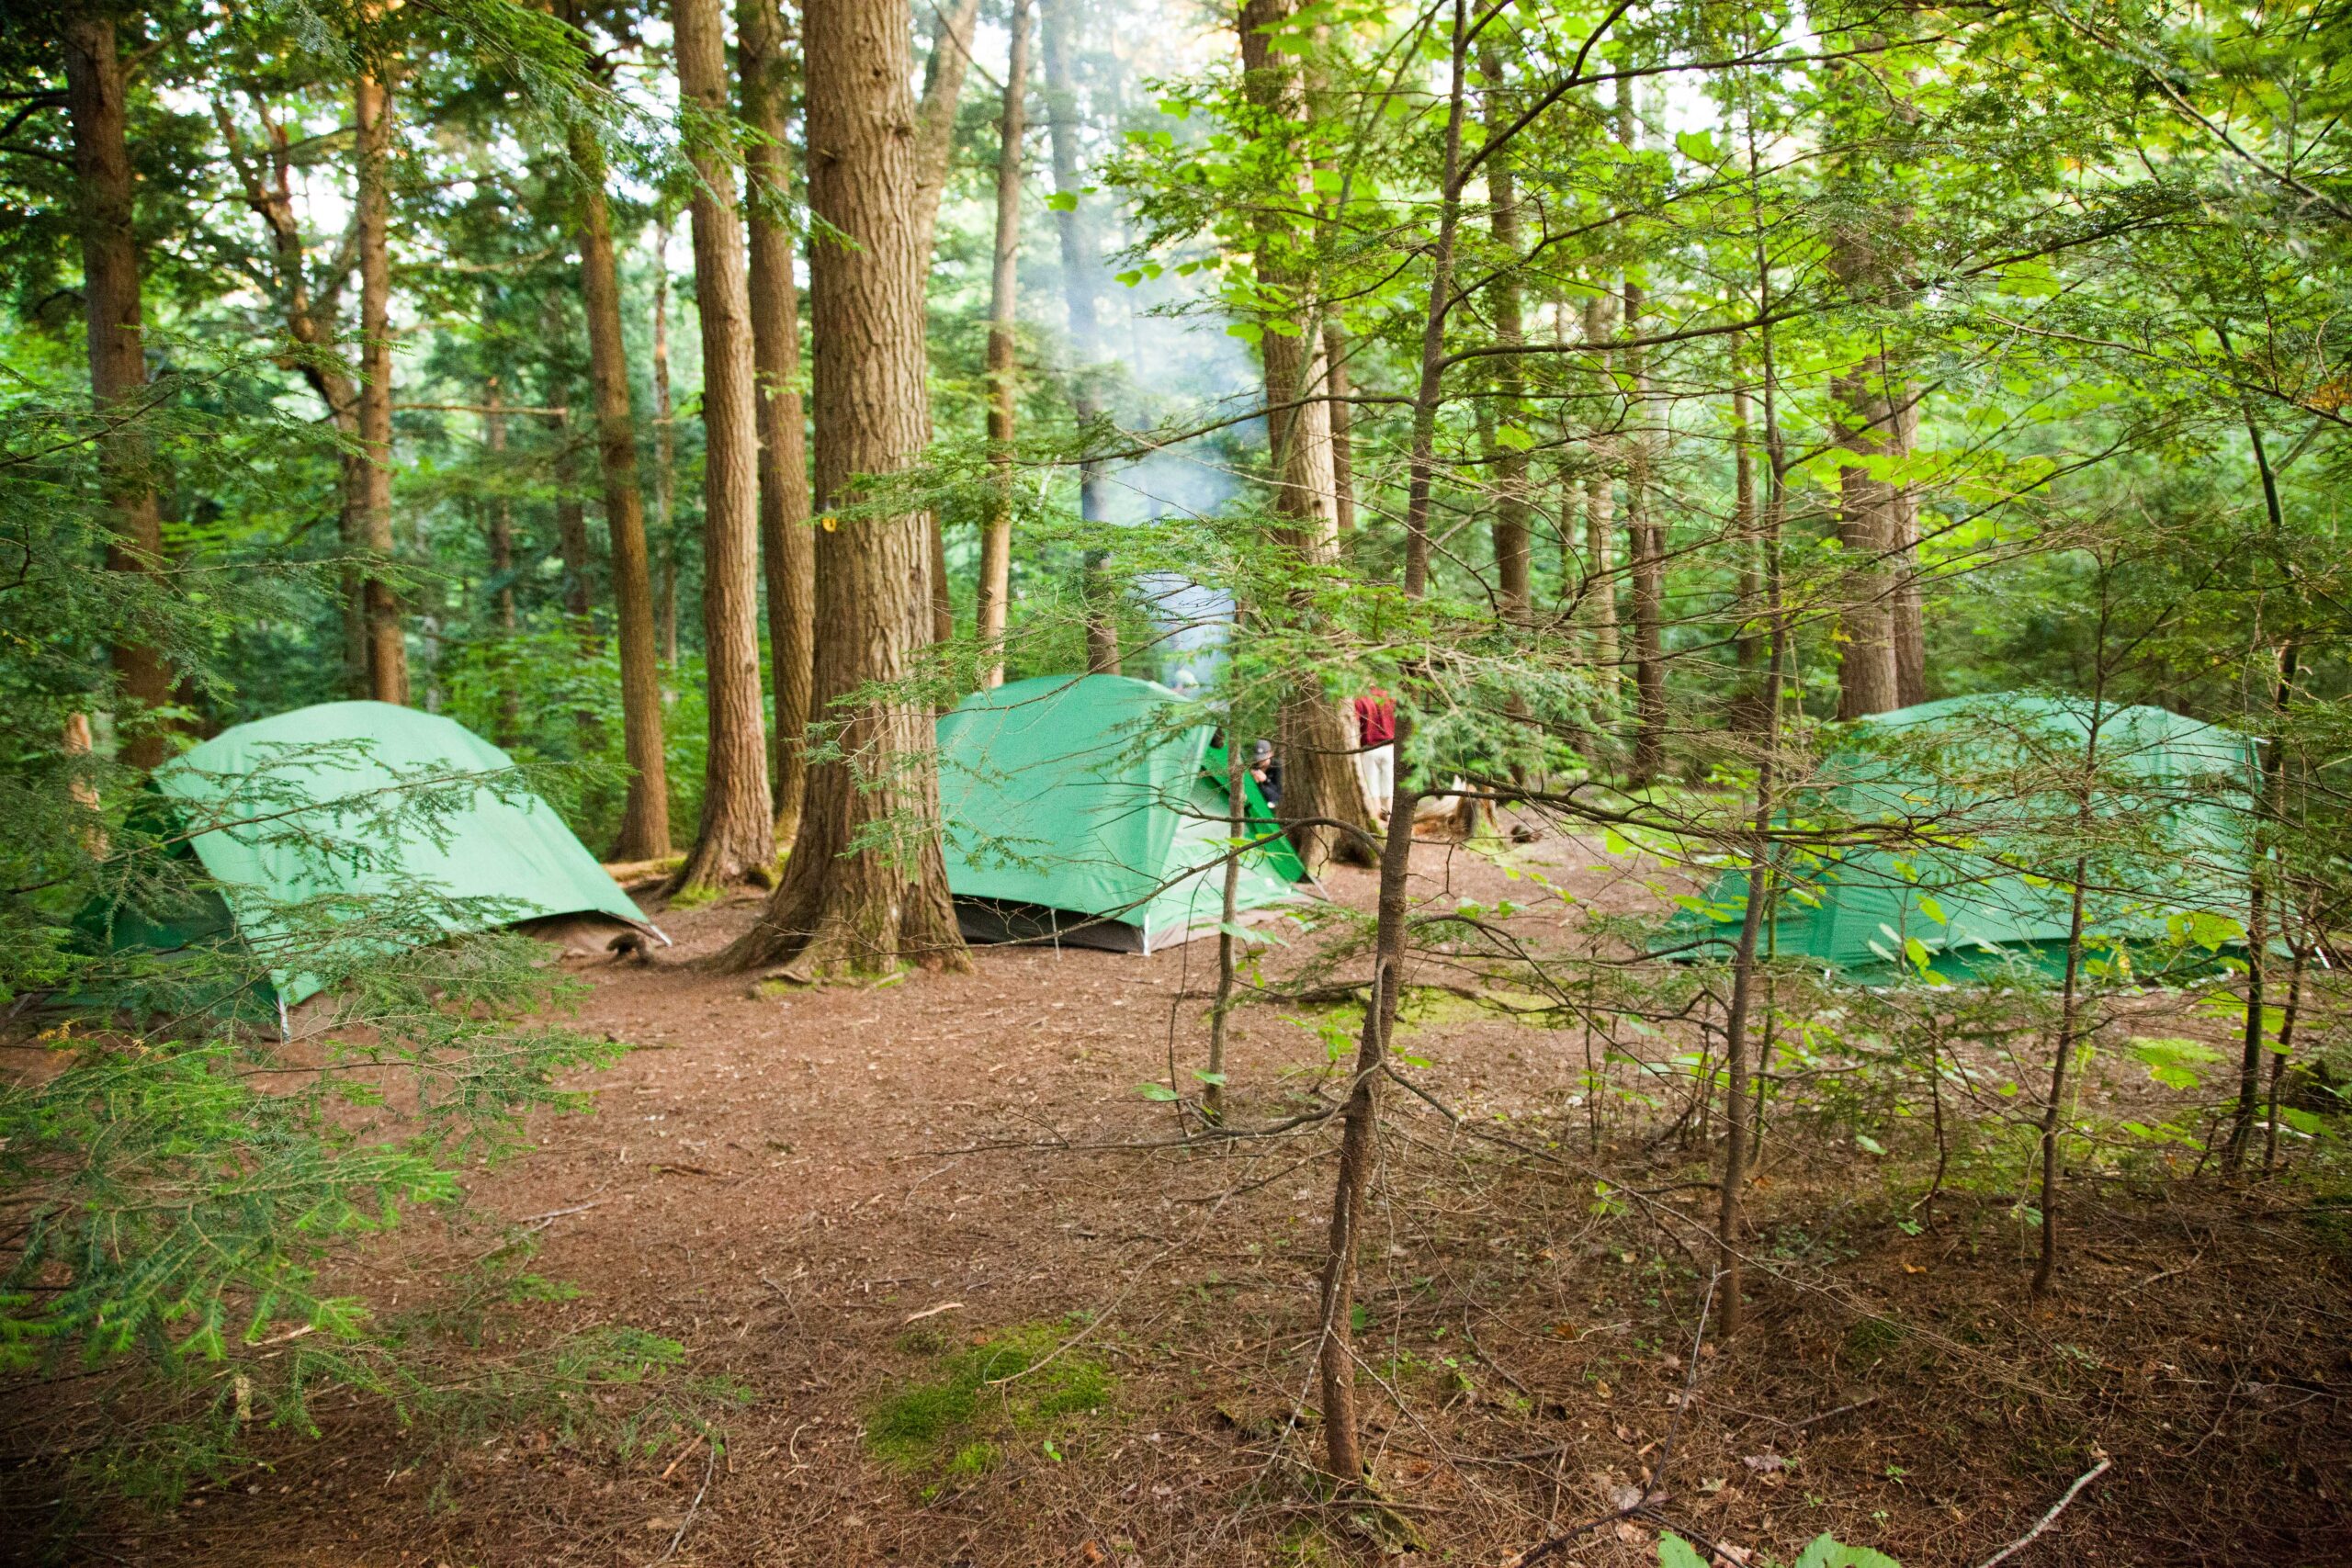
865,1321,1113,1481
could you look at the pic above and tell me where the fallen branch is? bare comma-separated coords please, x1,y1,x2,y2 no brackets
1973,1457,2113,1568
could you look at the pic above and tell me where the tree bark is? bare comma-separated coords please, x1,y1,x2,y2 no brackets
568,110,672,860
1617,78,1663,783
740,0,817,848
62,15,175,769
555,420,593,622
976,0,1033,690
1623,279,1665,781
1479,48,1531,624
1044,0,1124,676
1581,294,1619,683
652,217,680,669
212,96,372,693
669,0,776,893
1830,363,1903,719
355,58,407,704
718,0,970,979
482,383,520,742
911,0,983,651
1715,201,1792,1338
1238,0,1376,872
1324,321,1357,539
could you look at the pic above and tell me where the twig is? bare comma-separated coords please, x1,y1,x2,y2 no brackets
1973,1458,2113,1567
645,1437,718,1567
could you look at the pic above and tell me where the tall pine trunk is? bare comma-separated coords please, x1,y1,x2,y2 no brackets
567,111,671,860
1479,47,1531,624
669,0,775,893
651,218,680,669
976,0,1033,689
62,16,175,768
719,0,969,980
355,58,407,704
1830,363,1903,718
1237,0,1377,872
912,0,983,651
1324,321,1357,538
740,0,816,847
1617,77,1663,783
1581,294,1619,684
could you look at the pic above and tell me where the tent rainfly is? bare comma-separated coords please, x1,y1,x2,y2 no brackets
1661,694,2256,981
110,701,660,1008
936,674,1310,953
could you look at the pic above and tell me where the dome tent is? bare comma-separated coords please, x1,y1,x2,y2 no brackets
1660,694,2257,982
99,701,659,1009
936,674,1311,953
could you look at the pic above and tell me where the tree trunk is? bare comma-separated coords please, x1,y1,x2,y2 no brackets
482,383,520,742
912,0,983,653
1715,220,1792,1339
355,61,407,704
1312,6,1466,1480
718,0,970,980
1324,321,1357,539
2228,641,2296,1170
569,111,672,860
1581,294,1619,683
1617,77,1662,783
652,218,680,669
1479,48,1531,624
1831,363,1903,719
555,422,593,622
976,0,1032,690
213,97,372,694
1623,278,1664,782
977,16,1031,665
1044,0,1124,676
1890,383,1927,706
2032,856,2091,1298
62,16,175,769
1237,0,1376,872
669,0,776,893
740,0,817,848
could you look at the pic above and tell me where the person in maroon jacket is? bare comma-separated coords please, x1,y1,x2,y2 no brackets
1351,686,1396,815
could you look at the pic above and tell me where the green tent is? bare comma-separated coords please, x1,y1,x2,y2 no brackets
936,674,1311,953
1662,694,2256,981
111,701,656,1008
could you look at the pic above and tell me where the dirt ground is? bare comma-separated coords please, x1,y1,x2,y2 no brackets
64,824,2352,1567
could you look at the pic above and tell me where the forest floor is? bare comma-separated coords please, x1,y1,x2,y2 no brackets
84,820,2352,1568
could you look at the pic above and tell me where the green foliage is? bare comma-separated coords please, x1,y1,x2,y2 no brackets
865,1321,1114,1483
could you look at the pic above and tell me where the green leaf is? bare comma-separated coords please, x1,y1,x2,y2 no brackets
1673,130,1719,164
1855,1133,1887,1156
1396,1052,1432,1069
1192,1070,1227,1087
1135,1082,1180,1102
1917,894,1947,927
1046,191,1080,212
1658,1533,1711,1568
2129,1036,2222,1092
1226,321,1264,344
1794,1536,1903,1568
